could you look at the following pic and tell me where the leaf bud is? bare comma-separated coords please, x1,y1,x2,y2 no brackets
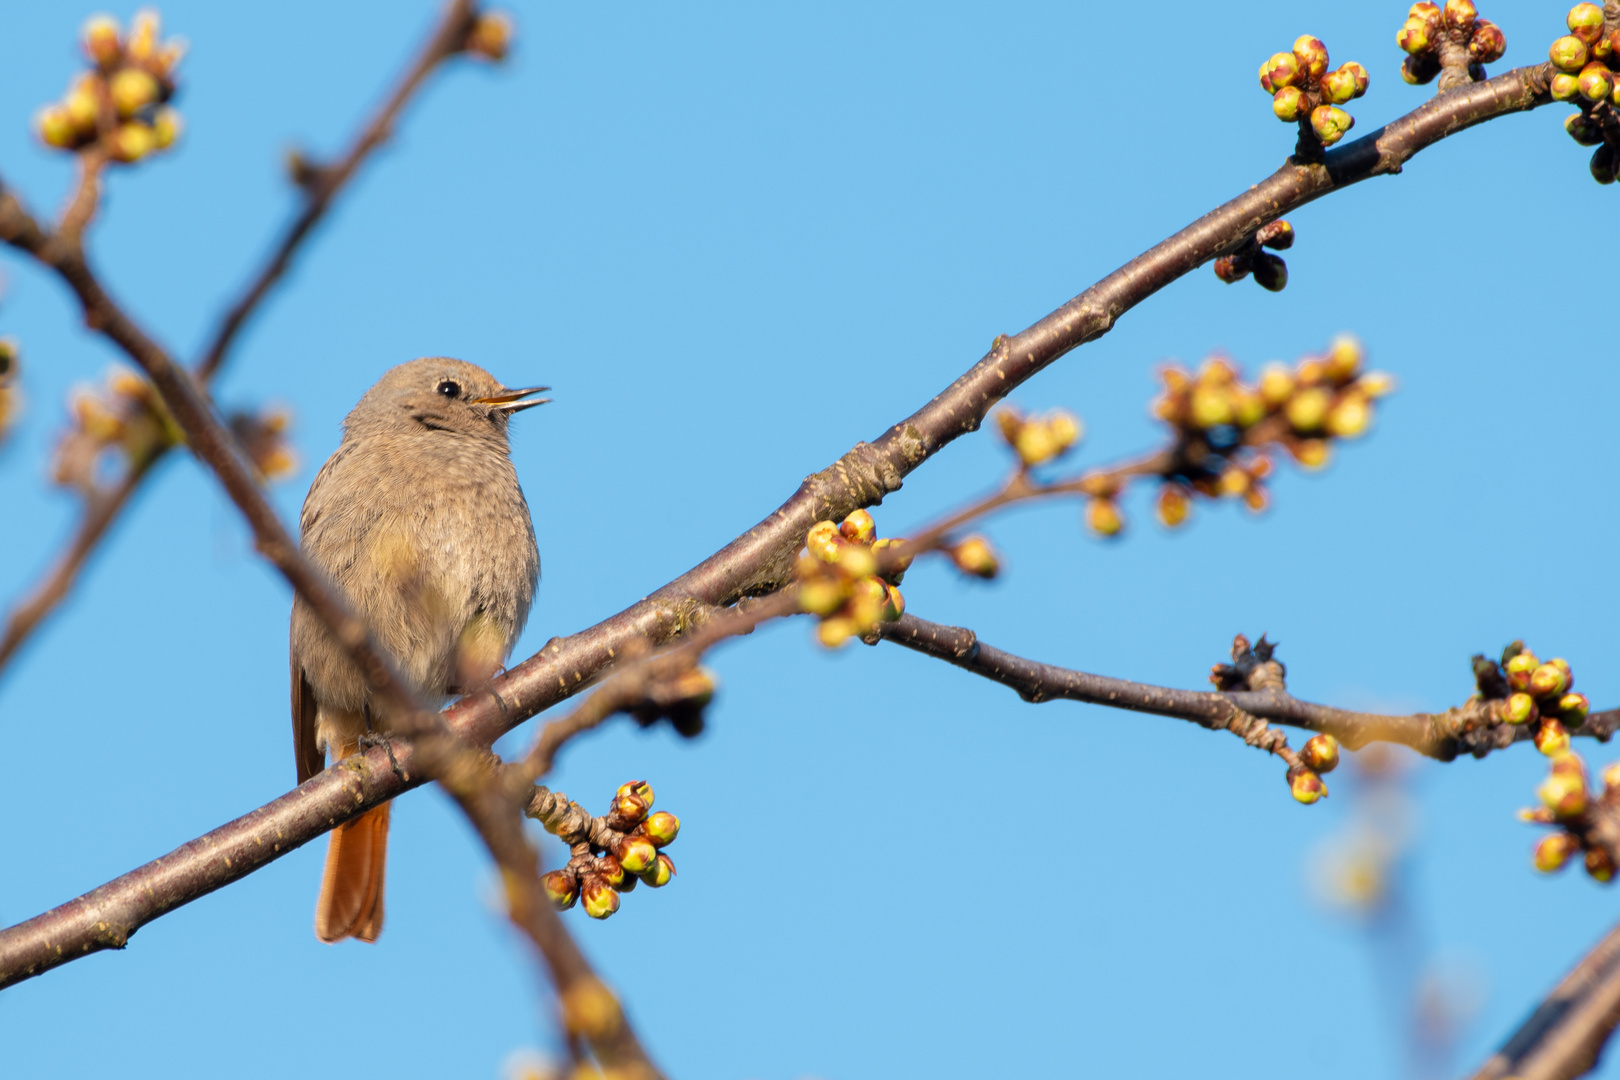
1550,35,1590,72
839,508,876,543
613,833,659,875
1534,832,1581,873
1469,20,1506,63
1561,693,1590,722
1157,484,1191,529
542,869,580,910
1326,392,1371,439
1213,256,1248,283
1289,766,1327,805
643,811,681,847
1260,51,1301,93
639,852,676,888
1301,733,1341,773
1251,253,1288,292
1502,692,1539,726
1443,0,1476,32
1293,35,1330,78
1272,85,1307,122
950,535,1000,579
580,874,621,919
82,15,122,68
1086,497,1124,538
1568,3,1606,45
1310,105,1354,146
1567,112,1605,145
1536,719,1572,757
1402,53,1442,85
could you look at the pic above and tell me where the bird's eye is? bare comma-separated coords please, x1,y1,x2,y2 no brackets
436,379,462,398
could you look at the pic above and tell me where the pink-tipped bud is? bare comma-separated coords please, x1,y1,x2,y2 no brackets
1551,72,1584,101
580,874,621,919
1442,0,1476,32
1505,652,1540,691
1568,3,1606,45
1503,692,1539,726
1536,719,1572,758
613,833,659,876
1310,105,1354,146
1468,20,1505,63
1300,734,1341,773
840,508,876,543
1398,18,1433,56
1272,85,1307,122
643,811,681,847
542,869,579,910
1321,67,1360,104
1534,833,1581,873
1578,61,1614,102
1292,35,1330,78
1289,766,1327,805
1550,35,1590,73
1260,51,1302,93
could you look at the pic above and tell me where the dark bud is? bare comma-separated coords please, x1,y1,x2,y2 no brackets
1252,252,1288,292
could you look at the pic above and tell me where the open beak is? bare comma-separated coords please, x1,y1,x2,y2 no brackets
473,386,552,414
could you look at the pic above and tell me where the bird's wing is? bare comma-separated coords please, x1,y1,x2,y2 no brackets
291,649,326,785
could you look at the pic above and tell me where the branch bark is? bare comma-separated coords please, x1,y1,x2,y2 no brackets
0,63,1556,989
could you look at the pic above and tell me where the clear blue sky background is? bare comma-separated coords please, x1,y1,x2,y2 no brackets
2,2,1616,1078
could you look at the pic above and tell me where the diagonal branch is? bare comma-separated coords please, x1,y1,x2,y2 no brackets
1468,913,1620,1080
0,62,1556,989
877,613,1620,761
0,0,479,683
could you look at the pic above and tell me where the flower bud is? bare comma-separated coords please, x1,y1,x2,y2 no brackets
1257,220,1294,250
1321,67,1359,104
950,535,999,579
1190,384,1234,428
1505,652,1540,691
834,543,877,579
82,15,122,68
839,508,875,543
613,833,659,875
798,577,849,616
35,106,78,149
1260,51,1301,93
1567,112,1604,144
1326,392,1371,438
1218,466,1250,497
1409,2,1442,29
1469,20,1506,63
110,122,156,164
805,520,841,562
1579,61,1615,102
1289,766,1327,805
1534,833,1581,873
1213,256,1248,284
1398,18,1433,55
1530,663,1571,699
1341,61,1370,97
1551,72,1583,101
1286,386,1331,432
871,537,913,580
1593,144,1618,185
1540,758,1589,819
466,10,514,61
1551,35,1590,72
126,9,159,61
1587,847,1616,882
1046,410,1082,453
64,79,102,137
1272,85,1307,122
1293,35,1329,78
150,107,181,151
1603,761,1620,792
994,408,1023,445
542,869,579,910
1503,692,1539,725
1536,719,1572,757
595,855,628,889
1291,438,1331,470
580,874,621,919
1301,734,1341,773
1561,693,1590,722
1569,3,1606,44
817,616,858,648
847,576,888,628
1402,53,1442,85
1251,253,1287,292
1443,0,1476,32
880,580,905,622
1310,105,1354,146
643,811,680,847
1086,497,1123,538
1157,484,1191,528
109,68,159,119
1013,420,1059,466
639,852,676,888
1259,363,1295,407
1243,485,1270,514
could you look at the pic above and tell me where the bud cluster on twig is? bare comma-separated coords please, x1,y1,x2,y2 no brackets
1209,633,1341,804
1471,641,1589,756
1548,3,1620,185
1523,753,1620,883
1212,220,1294,293
1258,35,1368,151
798,509,908,648
34,11,184,165
1397,1,1506,91
528,782,681,920
51,366,180,492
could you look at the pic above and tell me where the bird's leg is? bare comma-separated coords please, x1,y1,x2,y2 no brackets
357,703,409,783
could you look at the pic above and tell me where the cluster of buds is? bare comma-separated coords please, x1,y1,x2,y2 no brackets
994,406,1082,469
1258,36,1369,148
51,366,180,492
798,509,908,647
34,11,184,165
1549,4,1620,185
625,665,716,739
1471,641,1588,755
530,781,681,920
1128,337,1393,534
1522,753,1620,883
0,339,19,446
1212,220,1294,293
1397,1,1506,89
1209,634,1340,804
228,406,296,484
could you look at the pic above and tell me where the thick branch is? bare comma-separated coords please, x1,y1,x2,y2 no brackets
0,0,479,682
0,64,1555,988
1470,914,1620,1080
877,614,1615,762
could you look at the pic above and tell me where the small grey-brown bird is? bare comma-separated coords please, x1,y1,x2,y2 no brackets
289,357,544,943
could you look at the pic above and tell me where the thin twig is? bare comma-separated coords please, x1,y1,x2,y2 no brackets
0,62,1557,987
877,614,1618,762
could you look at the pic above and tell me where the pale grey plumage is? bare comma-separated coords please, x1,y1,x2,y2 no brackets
290,357,542,778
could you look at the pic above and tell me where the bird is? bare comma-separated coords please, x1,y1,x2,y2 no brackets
289,357,544,943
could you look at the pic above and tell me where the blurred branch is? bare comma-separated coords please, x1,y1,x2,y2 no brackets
0,0,479,683
0,62,1556,987
876,614,1617,762
1469,914,1620,1080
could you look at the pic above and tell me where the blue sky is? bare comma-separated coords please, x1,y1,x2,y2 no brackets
2,2,1617,1078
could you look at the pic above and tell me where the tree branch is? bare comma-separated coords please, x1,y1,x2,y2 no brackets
0,62,1556,988
0,0,480,682
1469,914,1620,1080
876,614,1619,762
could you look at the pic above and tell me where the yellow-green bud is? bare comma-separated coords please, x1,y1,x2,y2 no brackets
839,508,876,543
1550,35,1590,72
950,535,1000,579
1568,3,1606,45
35,106,77,149
1502,692,1538,725
1534,832,1581,873
580,875,621,919
613,833,659,875
1301,734,1341,773
1260,51,1301,93
109,68,159,119
639,852,676,888
1289,766,1327,805
1535,719,1572,757
1310,105,1354,146
1086,497,1124,538
1530,663,1571,699
643,811,680,847
542,869,579,910
1272,85,1306,122
1293,35,1330,78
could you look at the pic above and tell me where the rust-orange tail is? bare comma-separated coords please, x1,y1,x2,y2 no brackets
315,801,390,943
